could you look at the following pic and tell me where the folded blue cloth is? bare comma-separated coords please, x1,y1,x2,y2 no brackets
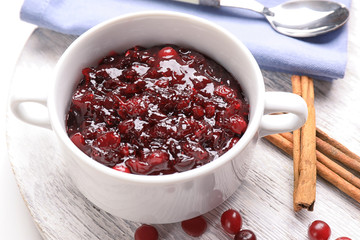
20,0,351,80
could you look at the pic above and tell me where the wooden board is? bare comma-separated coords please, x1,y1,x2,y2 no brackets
6,27,360,239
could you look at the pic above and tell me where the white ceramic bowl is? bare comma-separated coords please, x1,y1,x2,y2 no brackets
11,11,307,224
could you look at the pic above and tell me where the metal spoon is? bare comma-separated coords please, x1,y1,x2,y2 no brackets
175,0,350,38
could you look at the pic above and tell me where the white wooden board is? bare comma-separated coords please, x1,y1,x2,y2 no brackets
6,7,360,238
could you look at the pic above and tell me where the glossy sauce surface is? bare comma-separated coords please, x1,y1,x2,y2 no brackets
66,45,249,175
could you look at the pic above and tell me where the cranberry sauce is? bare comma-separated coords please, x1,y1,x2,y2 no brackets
66,45,249,175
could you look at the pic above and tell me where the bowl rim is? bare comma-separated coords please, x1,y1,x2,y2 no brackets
49,10,265,185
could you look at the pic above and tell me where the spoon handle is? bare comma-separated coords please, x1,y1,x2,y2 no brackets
174,0,219,7
174,0,265,14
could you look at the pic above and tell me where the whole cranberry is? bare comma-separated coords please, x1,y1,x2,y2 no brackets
214,85,235,98
134,224,158,240
234,229,257,240
221,209,242,234
70,132,86,150
335,237,352,240
308,220,331,240
158,46,177,59
228,115,247,134
112,164,131,173
181,215,207,237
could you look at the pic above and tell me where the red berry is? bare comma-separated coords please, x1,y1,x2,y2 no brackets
158,46,177,59
124,83,141,95
225,99,243,117
82,67,94,83
119,143,130,157
112,164,131,173
228,115,247,134
308,220,331,240
70,132,86,150
176,99,190,110
134,224,159,240
335,237,352,240
125,159,152,175
181,216,207,237
214,85,236,98
221,209,242,234
95,132,121,149
192,105,205,119
234,229,257,240
205,104,216,117
181,141,209,162
145,150,169,165
72,89,94,110
118,119,135,134
125,96,148,117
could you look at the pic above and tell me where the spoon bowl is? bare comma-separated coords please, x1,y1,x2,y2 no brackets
264,1,350,37
177,0,350,38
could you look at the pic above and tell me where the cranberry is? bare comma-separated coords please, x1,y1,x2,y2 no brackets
118,119,135,134
221,209,242,234
215,85,236,98
126,159,152,175
82,67,94,83
71,89,94,110
95,132,121,149
335,237,352,240
176,98,190,110
204,103,216,117
66,45,249,175
234,229,257,240
192,105,205,119
125,96,149,117
145,150,169,165
181,216,207,237
228,115,247,134
308,220,331,240
112,164,131,173
158,46,178,59
70,132,86,151
134,224,159,240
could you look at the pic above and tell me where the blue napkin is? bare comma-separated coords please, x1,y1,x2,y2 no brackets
20,0,351,80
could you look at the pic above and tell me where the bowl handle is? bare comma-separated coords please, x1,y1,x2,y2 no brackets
9,95,51,130
259,92,308,137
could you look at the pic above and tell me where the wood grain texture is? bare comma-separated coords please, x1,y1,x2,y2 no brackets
6,2,360,238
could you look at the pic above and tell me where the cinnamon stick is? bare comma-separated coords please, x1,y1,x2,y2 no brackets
291,76,302,211
280,132,360,189
316,161,360,203
316,151,360,189
265,134,293,156
265,133,360,203
316,128,360,166
294,76,317,211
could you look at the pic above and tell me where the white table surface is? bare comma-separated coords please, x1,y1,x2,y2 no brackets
0,1,41,239
1,1,359,240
